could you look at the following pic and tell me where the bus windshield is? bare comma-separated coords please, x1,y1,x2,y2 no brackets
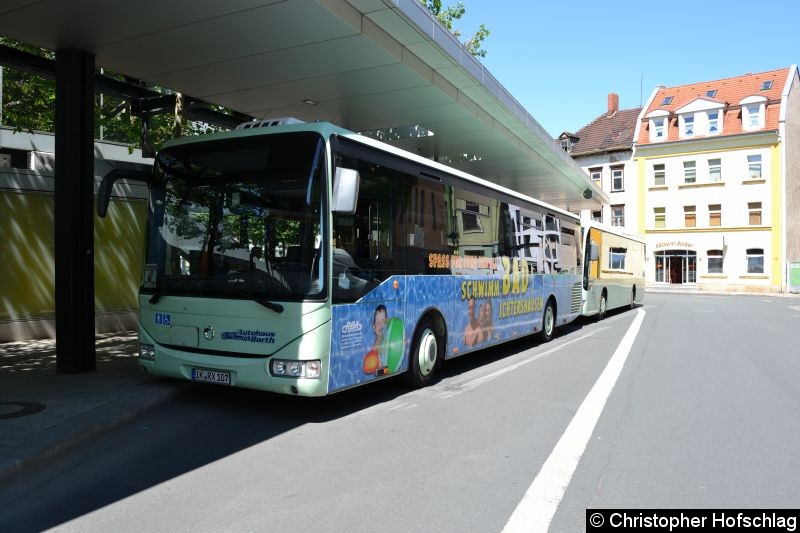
143,132,325,303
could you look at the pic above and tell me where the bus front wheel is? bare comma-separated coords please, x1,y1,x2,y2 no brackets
540,300,556,342
406,318,441,388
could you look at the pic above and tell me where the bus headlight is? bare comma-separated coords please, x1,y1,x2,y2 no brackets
270,359,321,379
139,343,156,361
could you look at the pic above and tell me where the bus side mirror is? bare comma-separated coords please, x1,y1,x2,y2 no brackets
97,165,152,218
332,167,359,215
590,243,599,261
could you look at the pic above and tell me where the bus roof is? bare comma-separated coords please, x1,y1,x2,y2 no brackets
581,220,646,244
161,120,580,223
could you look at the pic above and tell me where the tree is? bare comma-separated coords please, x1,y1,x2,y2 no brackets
0,36,224,153
419,0,490,58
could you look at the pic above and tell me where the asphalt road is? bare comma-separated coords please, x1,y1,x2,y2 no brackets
1,293,799,532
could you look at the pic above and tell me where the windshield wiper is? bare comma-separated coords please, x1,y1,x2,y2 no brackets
148,276,198,304
224,288,284,313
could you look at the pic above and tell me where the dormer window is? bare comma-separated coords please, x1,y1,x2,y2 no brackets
681,114,695,138
708,111,720,134
647,110,670,143
740,96,767,131
745,104,762,129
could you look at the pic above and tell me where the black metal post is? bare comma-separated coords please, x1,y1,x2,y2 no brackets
55,48,96,373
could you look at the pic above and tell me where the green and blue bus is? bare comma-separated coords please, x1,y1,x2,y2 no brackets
99,119,586,396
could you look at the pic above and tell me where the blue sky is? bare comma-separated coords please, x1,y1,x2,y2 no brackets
456,0,800,137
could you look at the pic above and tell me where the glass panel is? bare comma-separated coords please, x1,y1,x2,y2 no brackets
145,132,325,302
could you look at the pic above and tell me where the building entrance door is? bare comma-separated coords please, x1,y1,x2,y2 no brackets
656,249,697,284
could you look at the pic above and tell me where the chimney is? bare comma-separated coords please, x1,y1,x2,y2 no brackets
608,93,619,115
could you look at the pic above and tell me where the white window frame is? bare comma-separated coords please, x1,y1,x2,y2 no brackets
748,202,762,226
708,158,722,182
654,207,666,229
611,205,624,227
743,103,765,131
608,247,627,270
708,204,721,227
650,116,666,142
683,161,696,183
653,163,665,186
681,114,695,138
589,167,602,184
611,167,624,192
747,154,762,179
708,110,720,134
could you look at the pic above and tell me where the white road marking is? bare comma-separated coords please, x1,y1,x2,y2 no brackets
438,328,609,399
502,309,646,533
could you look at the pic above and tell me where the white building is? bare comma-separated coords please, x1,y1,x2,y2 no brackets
559,93,641,235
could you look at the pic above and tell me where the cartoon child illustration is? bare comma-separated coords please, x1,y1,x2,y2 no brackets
363,304,387,374
479,298,494,343
462,297,481,347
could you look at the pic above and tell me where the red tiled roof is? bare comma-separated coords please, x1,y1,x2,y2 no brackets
570,107,641,156
636,67,790,145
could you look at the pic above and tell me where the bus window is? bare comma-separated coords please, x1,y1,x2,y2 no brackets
332,156,405,302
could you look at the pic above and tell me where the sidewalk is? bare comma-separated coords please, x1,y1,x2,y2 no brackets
0,333,181,480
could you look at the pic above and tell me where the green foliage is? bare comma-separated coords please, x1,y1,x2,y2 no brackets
419,0,490,58
0,36,225,152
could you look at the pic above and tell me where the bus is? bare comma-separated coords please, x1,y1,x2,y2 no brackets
98,119,585,396
580,221,646,319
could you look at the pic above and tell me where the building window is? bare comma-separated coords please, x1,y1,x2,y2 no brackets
589,167,602,183
745,104,763,130
661,96,673,105
761,80,773,91
654,207,666,229
708,204,721,226
611,167,624,191
609,247,627,270
653,163,665,186
681,114,695,137
708,158,721,182
683,161,696,183
707,249,724,274
706,89,718,98
748,202,762,225
611,205,624,227
652,117,665,140
684,205,696,228
591,210,602,223
746,248,764,274
747,154,762,179
708,111,719,134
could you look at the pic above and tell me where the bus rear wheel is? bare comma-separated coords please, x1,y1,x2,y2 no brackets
406,318,441,388
539,300,556,342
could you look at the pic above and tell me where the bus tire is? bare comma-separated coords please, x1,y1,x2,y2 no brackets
597,290,608,321
539,299,556,343
405,317,442,388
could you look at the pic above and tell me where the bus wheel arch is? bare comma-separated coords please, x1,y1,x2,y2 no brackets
405,309,446,388
540,296,557,343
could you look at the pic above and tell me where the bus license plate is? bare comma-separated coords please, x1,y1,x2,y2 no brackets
191,368,231,385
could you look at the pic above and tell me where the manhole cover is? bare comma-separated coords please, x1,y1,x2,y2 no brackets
0,401,47,420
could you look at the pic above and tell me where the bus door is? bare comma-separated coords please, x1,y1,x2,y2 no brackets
328,155,406,392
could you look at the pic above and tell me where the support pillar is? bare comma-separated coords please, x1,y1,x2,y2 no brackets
55,48,96,373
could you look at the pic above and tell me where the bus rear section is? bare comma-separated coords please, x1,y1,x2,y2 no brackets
580,222,646,319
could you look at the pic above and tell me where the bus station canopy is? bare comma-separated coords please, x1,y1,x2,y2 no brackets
0,0,606,211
